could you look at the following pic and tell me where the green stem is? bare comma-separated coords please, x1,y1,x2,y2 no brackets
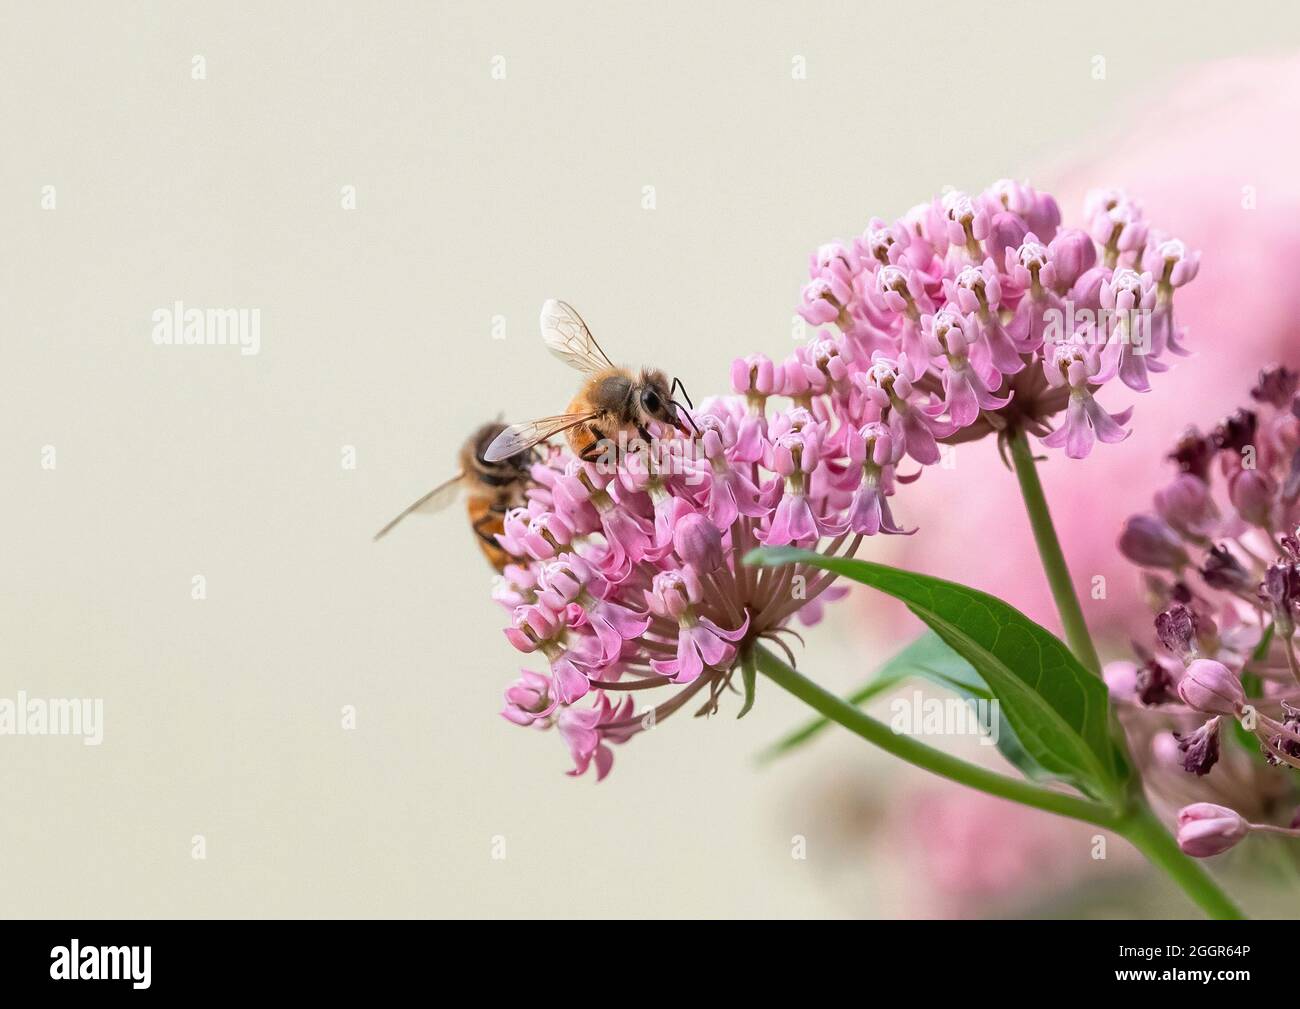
755,644,1247,919
753,644,1118,828
1118,802,1245,920
1005,429,1243,916
1007,427,1103,676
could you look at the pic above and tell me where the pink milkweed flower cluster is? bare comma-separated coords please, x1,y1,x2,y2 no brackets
493,419,860,780
797,180,1198,459
890,64,1300,648
1108,364,1300,854
494,180,1197,779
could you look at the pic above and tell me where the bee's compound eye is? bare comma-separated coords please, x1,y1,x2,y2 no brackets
641,388,661,413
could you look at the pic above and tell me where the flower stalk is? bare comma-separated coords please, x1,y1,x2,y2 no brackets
755,643,1245,919
1007,426,1104,676
753,644,1116,825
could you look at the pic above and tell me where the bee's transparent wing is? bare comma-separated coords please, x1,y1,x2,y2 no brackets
484,412,594,462
373,473,465,541
540,299,615,374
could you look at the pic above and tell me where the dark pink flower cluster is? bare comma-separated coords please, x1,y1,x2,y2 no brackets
1111,364,1300,853
495,181,1200,779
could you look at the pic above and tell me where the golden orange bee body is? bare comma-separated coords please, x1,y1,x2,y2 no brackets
374,421,532,571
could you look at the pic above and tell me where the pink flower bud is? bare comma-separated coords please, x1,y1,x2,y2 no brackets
1046,228,1096,289
673,513,724,572
1069,266,1108,310
984,212,1027,263
1118,514,1189,570
1176,803,1249,858
1025,191,1061,242
1228,469,1275,528
1153,474,1218,536
1176,659,1245,716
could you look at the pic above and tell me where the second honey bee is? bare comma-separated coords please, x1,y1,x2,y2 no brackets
373,421,532,571
484,300,695,464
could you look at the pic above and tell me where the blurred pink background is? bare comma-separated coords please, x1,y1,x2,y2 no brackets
829,55,1300,919
889,55,1300,653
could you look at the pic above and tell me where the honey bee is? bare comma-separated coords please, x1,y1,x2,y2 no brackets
484,299,696,464
373,421,532,571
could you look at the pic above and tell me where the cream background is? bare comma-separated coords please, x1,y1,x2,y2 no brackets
2,1,1298,918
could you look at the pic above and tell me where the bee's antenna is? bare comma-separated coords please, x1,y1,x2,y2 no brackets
670,376,694,409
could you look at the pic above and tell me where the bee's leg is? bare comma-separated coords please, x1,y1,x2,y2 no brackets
637,424,653,445
579,440,605,463
471,512,501,545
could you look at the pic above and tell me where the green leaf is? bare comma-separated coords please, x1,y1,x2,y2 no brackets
738,651,757,719
747,547,1131,804
759,630,1051,781
897,635,1054,783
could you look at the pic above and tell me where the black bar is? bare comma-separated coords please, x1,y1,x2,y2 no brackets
0,920,1291,995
